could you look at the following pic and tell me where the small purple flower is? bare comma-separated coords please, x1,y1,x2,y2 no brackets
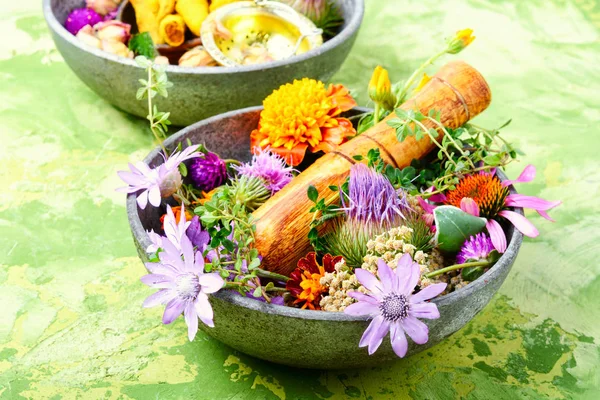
456,233,495,264
141,234,224,341
64,8,103,35
117,145,200,209
235,148,295,194
189,152,227,192
344,253,446,358
341,163,408,225
186,215,210,250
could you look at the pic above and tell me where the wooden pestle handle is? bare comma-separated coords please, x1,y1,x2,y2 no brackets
253,61,492,276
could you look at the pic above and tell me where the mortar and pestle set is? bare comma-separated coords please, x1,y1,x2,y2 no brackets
127,61,524,368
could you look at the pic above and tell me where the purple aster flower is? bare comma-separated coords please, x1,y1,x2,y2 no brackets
341,163,408,225
141,234,224,341
235,148,295,194
117,145,200,209
64,8,103,35
456,233,495,264
189,151,227,192
344,253,446,358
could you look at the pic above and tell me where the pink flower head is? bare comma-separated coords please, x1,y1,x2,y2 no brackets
117,145,200,209
141,234,224,341
344,253,446,358
235,148,295,194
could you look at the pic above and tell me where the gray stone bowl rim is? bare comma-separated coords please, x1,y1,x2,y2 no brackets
126,105,523,322
43,0,365,74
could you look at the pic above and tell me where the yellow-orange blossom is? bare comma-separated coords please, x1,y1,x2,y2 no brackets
250,78,357,166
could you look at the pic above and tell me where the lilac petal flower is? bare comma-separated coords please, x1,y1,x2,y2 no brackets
186,215,210,250
164,204,191,249
235,148,295,194
141,234,224,340
456,233,495,264
117,145,200,210
340,164,409,225
189,151,227,192
345,253,446,358
502,164,536,187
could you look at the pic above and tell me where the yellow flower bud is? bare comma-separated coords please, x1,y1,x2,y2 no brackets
368,66,396,111
413,73,431,93
446,28,475,54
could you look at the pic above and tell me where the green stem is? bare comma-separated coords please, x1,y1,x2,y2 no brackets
146,67,167,154
264,286,288,293
396,50,446,106
373,103,381,124
426,117,476,169
224,159,242,166
255,268,290,282
425,261,490,279
412,119,460,170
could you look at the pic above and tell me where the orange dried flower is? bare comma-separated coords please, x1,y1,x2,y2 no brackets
250,78,357,166
286,252,343,310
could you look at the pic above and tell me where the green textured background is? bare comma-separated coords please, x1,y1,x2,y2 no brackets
1,0,599,398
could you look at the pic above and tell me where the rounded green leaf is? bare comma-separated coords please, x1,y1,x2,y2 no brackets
434,205,487,252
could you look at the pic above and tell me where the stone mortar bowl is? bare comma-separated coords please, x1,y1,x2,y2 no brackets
43,0,364,126
126,107,524,369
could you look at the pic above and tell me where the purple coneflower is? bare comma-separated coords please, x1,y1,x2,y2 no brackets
64,8,103,35
344,253,446,358
456,233,495,264
189,151,227,192
235,148,295,194
117,145,200,209
141,234,224,341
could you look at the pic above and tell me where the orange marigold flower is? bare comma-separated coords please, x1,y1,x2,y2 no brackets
286,252,343,310
445,172,509,218
160,205,192,229
250,78,357,166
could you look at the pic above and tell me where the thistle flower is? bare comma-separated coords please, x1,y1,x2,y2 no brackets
235,148,295,194
117,145,200,209
189,151,227,192
250,78,357,166
286,252,343,310
446,28,475,54
456,233,495,264
221,175,271,212
141,234,224,341
344,253,446,357
368,66,396,111
65,8,103,36
445,165,561,252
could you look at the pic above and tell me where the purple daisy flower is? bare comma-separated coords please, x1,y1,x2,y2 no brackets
235,148,295,194
117,145,200,209
189,151,227,192
344,253,447,358
341,163,408,225
141,233,224,341
456,233,495,264
64,8,103,35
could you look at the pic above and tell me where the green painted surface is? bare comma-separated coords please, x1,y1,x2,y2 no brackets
1,0,599,398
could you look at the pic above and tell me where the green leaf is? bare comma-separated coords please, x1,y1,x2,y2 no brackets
461,265,486,281
252,286,262,298
434,206,487,252
307,185,318,203
248,257,261,270
178,162,187,177
130,34,157,59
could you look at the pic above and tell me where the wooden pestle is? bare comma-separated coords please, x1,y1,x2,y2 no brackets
252,61,492,276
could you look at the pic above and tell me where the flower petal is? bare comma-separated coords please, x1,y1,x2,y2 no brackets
417,196,435,214
162,298,186,324
409,302,440,319
401,316,429,344
184,302,199,341
142,289,175,308
537,209,555,222
368,317,390,355
359,315,382,348
136,190,149,209
486,219,507,253
410,283,447,304
355,268,383,297
344,301,380,316
347,291,379,305
198,273,224,294
502,164,536,187
376,258,395,292
460,197,480,217
195,293,214,327
505,194,561,211
397,255,420,295
390,322,408,358
148,185,161,207
499,210,539,237
140,274,175,289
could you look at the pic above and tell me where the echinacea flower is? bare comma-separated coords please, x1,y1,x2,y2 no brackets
117,145,200,209
286,253,343,310
446,28,475,54
235,148,295,194
444,165,561,252
456,233,495,264
141,234,224,341
250,78,357,166
65,8,103,36
368,66,395,111
344,253,446,357
189,151,227,192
